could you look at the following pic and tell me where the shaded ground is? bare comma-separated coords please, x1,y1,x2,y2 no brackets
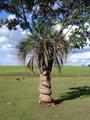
54,86,90,105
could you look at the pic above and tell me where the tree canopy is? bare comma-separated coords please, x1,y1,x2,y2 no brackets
0,0,90,49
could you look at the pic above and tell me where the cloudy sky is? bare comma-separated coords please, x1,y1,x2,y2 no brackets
0,12,90,66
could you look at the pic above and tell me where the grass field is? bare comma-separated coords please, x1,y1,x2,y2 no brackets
0,66,90,120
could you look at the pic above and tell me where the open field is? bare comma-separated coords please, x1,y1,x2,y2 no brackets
0,66,90,120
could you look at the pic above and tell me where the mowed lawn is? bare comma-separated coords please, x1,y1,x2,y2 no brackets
0,66,90,120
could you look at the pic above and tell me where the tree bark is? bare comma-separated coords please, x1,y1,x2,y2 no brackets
38,68,53,103
38,44,54,104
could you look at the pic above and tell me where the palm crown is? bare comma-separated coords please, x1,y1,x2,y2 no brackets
16,19,69,72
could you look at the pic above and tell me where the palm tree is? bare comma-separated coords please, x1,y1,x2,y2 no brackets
16,20,69,104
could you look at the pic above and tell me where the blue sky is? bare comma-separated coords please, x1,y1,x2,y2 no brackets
0,12,90,66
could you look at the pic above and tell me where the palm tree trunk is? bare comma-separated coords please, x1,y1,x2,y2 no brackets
38,68,53,103
38,45,53,104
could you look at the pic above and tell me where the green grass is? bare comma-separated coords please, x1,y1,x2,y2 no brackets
0,66,90,120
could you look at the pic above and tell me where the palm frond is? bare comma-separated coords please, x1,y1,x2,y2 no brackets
16,21,69,72
27,55,34,72
16,35,35,64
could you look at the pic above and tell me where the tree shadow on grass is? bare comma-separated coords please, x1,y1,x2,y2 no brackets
54,86,90,105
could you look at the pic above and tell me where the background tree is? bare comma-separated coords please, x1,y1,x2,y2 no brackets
0,0,90,104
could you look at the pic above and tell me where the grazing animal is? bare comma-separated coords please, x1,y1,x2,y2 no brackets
16,77,20,81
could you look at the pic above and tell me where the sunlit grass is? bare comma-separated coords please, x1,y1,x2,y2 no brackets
0,66,90,120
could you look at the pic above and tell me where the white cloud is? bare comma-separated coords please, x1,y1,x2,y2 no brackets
70,52,90,59
53,24,62,32
7,54,16,59
0,25,10,37
63,25,79,40
66,51,90,66
0,22,29,65
0,36,9,43
0,53,18,65
1,44,13,52
8,54,12,58
8,14,16,20
52,24,79,40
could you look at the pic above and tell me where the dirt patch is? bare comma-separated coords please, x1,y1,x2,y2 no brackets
39,101,64,108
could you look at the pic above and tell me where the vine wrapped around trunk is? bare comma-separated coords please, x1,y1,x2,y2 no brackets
39,68,53,103
38,46,54,104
